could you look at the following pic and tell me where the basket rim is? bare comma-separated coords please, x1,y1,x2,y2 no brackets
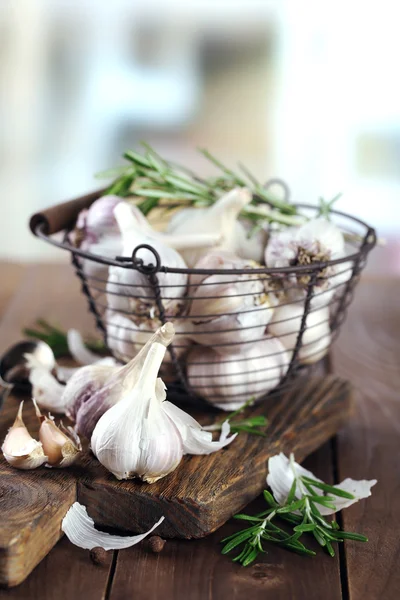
33,202,377,275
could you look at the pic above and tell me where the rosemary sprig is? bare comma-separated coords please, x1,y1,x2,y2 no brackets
102,143,302,228
318,193,342,219
222,471,367,565
23,320,106,359
204,398,268,437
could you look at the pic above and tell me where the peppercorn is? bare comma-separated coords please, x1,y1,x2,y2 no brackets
147,535,166,553
89,546,108,566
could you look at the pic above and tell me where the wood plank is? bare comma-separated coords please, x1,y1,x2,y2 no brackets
332,280,400,600
78,373,353,539
0,537,114,600
0,265,99,588
109,442,343,600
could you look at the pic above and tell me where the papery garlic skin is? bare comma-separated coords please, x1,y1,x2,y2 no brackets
186,272,274,353
166,188,252,267
91,343,183,482
267,453,377,515
62,502,165,551
268,303,330,364
1,402,48,470
186,337,290,410
106,203,188,319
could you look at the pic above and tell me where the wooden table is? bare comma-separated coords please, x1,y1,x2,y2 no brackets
0,264,398,600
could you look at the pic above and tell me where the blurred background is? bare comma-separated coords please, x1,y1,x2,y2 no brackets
0,0,399,271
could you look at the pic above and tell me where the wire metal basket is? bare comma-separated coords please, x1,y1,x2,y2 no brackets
31,191,377,410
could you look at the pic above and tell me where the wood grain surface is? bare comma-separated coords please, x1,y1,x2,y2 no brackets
77,373,352,539
332,281,400,600
0,265,398,600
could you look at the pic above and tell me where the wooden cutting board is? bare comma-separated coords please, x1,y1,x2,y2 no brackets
0,373,352,588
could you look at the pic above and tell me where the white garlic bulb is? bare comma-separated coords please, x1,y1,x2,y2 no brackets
65,323,175,439
106,310,191,382
166,188,252,266
91,339,236,482
106,203,188,319
186,270,274,354
1,402,48,470
265,219,346,309
189,250,255,288
186,336,290,411
268,303,331,364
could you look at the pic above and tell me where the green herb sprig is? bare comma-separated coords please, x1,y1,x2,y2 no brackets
98,143,302,228
222,473,367,565
204,398,268,437
23,320,106,359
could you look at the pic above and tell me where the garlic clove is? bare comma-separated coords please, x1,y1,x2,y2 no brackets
33,399,81,467
162,400,237,454
1,401,48,470
62,502,164,551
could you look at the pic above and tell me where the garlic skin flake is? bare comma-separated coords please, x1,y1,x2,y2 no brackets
91,338,236,482
33,400,81,468
267,453,377,515
62,502,164,551
1,401,48,470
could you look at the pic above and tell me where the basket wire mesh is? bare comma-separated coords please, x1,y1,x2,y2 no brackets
34,197,377,409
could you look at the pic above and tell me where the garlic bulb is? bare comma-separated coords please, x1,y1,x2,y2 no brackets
92,345,183,482
91,337,236,482
186,336,290,410
265,219,346,309
189,250,255,288
33,400,81,468
166,188,252,266
72,195,125,281
106,203,188,319
268,303,331,364
1,401,48,469
66,323,175,439
106,311,191,381
186,271,274,354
